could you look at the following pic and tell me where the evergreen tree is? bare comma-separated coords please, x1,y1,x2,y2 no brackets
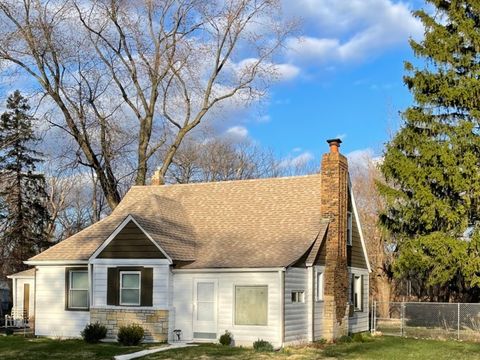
379,1,480,301
0,91,50,276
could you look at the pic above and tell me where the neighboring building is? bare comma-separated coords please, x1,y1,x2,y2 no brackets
0,279,11,317
7,269,35,325
14,139,370,346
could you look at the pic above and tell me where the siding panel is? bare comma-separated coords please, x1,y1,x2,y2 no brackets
173,271,282,347
35,266,89,338
284,267,308,343
348,267,369,333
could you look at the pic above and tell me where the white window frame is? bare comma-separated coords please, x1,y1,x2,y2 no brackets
68,270,89,310
119,271,141,306
353,275,362,311
347,211,353,246
291,290,305,303
316,271,324,301
234,285,268,326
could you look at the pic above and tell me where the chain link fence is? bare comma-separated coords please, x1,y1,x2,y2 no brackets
372,301,480,341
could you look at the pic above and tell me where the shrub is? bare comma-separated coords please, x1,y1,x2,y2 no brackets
336,335,352,344
5,328,14,336
352,332,373,343
253,339,274,352
117,324,144,346
219,330,233,346
81,322,107,344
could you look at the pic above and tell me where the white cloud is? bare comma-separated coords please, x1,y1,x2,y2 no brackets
225,125,249,140
274,63,301,81
335,133,347,140
283,0,423,65
279,151,314,168
347,148,376,169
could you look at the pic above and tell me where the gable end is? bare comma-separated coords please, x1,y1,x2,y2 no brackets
98,220,166,259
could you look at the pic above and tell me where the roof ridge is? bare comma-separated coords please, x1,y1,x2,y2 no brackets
131,173,321,189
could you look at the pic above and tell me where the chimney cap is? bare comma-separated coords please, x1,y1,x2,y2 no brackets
326,138,342,153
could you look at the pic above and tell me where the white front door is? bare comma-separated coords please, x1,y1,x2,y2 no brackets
193,280,217,340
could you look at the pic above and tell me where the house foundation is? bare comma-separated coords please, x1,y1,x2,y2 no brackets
90,308,168,342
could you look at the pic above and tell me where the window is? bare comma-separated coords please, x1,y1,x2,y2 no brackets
235,286,268,326
347,212,353,246
316,271,324,301
68,270,89,310
291,291,305,303
351,275,363,311
120,271,141,306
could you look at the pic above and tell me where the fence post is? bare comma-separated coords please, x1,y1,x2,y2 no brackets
371,301,376,333
401,302,405,337
457,302,460,341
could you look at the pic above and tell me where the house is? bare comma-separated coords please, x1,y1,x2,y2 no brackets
12,138,370,346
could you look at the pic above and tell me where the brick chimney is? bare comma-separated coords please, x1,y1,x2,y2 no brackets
320,138,349,340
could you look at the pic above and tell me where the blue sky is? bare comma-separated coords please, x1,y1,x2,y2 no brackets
232,0,426,166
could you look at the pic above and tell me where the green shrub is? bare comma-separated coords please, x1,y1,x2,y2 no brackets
352,332,373,342
253,339,274,352
219,330,233,346
336,335,353,344
5,328,14,336
117,324,144,346
81,322,107,344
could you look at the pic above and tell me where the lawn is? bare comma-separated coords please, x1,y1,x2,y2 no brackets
1,335,480,360
0,335,157,360
143,336,480,360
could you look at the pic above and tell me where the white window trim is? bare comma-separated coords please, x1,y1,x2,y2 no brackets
316,271,324,302
68,270,89,310
234,285,269,326
119,271,141,306
347,211,353,246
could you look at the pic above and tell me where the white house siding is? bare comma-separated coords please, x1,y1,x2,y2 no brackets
91,262,170,309
35,266,89,338
313,265,325,340
284,267,308,344
348,267,369,333
172,270,282,347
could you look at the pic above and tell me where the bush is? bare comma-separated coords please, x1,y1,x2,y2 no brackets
81,322,107,343
117,324,144,346
5,328,14,336
219,330,233,346
336,335,352,344
352,332,373,343
253,339,274,352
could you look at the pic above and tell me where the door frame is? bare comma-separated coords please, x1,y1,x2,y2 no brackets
192,279,218,340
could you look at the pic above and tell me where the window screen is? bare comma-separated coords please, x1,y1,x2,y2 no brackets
120,271,141,305
68,270,89,309
291,291,305,303
235,286,268,326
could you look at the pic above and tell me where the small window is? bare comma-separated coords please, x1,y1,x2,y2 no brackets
235,286,268,326
316,271,324,301
120,271,141,306
68,270,89,310
347,212,353,246
291,291,305,303
351,275,363,311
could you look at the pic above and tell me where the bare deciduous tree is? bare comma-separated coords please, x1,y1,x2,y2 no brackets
0,0,294,209
349,154,395,316
166,134,280,183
